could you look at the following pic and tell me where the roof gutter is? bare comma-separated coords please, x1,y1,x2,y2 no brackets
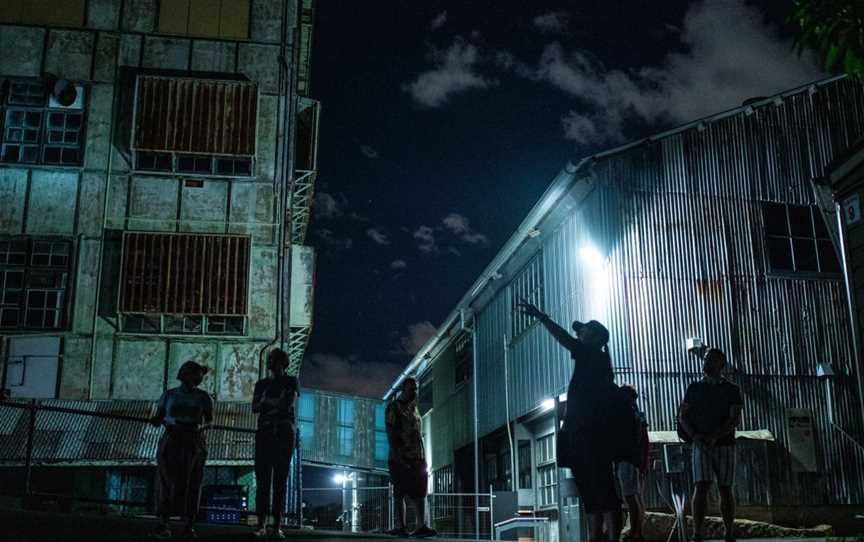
383,159,587,400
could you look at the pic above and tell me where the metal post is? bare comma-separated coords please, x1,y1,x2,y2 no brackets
23,399,36,499
488,485,494,540
836,201,864,428
472,329,480,540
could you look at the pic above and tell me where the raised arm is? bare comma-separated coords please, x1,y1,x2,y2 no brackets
517,301,579,351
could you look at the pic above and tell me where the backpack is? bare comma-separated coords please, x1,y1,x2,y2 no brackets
605,386,643,463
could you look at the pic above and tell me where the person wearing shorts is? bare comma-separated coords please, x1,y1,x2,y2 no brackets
678,349,743,542
615,385,649,542
385,378,436,538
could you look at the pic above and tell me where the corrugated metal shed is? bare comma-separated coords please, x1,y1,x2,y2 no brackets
461,76,864,505
133,76,258,156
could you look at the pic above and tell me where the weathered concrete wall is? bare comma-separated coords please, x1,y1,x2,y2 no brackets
0,0,307,404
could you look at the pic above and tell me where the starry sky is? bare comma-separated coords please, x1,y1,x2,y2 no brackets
300,0,827,398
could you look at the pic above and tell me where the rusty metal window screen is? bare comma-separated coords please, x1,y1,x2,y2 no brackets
0,238,70,330
510,252,545,340
119,232,250,317
131,76,258,178
761,202,841,275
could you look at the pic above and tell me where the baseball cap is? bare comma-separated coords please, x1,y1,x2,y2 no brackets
571,320,610,345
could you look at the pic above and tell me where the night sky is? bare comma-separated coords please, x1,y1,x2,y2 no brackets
301,0,826,398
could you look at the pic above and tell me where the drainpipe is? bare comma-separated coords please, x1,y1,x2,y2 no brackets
836,201,864,429
88,32,122,400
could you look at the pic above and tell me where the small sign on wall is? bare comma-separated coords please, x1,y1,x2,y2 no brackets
786,408,818,473
843,193,861,225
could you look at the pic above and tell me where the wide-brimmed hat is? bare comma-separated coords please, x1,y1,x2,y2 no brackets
177,360,209,380
571,320,610,345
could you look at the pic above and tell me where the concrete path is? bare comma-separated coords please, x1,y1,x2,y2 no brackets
0,508,840,542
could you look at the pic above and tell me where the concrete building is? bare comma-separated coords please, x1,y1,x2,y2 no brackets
0,0,322,519
387,75,864,540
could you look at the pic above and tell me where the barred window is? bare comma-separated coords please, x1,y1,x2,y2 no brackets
119,232,250,335
454,333,471,387
336,398,354,457
374,403,388,462
132,76,257,177
433,465,454,494
0,238,70,330
762,202,840,274
536,434,557,507
510,253,544,339
1,80,86,166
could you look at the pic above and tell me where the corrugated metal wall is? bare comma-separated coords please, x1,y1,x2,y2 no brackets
299,388,388,472
474,77,864,504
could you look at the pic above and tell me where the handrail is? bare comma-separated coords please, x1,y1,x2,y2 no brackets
0,400,257,434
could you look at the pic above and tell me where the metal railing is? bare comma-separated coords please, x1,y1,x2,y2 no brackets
0,399,301,526
301,486,392,533
427,491,495,540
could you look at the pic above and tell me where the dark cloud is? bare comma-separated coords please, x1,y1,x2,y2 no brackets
532,11,570,35
529,0,824,144
366,227,390,245
404,37,492,108
302,353,404,398
390,321,437,357
390,259,408,270
360,145,380,159
430,11,447,31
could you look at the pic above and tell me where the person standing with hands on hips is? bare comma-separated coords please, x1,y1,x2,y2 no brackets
252,348,299,540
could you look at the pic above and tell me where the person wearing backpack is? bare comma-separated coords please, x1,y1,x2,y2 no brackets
615,385,649,542
518,302,621,542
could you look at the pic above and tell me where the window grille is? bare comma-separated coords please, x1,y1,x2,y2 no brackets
510,253,544,339
336,398,354,457
454,333,471,386
374,403,388,462
418,381,434,416
762,202,840,274
298,394,315,453
158,0,250,39
0,238,70,330
433,465,455,494
536,434,557,507
518,439,532,489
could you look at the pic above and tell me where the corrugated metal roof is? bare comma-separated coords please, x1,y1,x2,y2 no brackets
0,400,258,466
133,76,258,156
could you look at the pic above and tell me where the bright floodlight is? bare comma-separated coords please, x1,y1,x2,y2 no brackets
579,245,604,267
333,474,346,484
541,398,555,411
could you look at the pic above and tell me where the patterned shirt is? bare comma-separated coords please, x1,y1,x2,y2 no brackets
155,386,213,427
385,398,425,464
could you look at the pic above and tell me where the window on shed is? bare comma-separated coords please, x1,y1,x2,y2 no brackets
454,333,471,387
132,76,257,177
518,439,532,489
298,394,315,453
336,398,354,457
158,0,250,39
0,0,85,26
761,202,840,274
536,434,557,507
374,403,388,462
510,253,544,340
418,381,434,416
0,238,71,330
118,232,250,335
1,80,86,166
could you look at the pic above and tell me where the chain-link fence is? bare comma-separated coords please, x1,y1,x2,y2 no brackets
301,485,392,532
427,491,494,539
0,399,300,526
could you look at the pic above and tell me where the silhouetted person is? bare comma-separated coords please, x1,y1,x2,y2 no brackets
252,348,299,540
150,361,213,540
677,349,743,542
519,302,621,542
616,385,649,542
385,378,436,538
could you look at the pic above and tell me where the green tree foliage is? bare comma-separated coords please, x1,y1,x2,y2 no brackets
791,0,864,76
